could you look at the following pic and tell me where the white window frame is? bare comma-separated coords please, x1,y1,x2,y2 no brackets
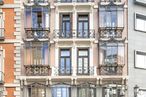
135,13,146,32
137,89,146,97
135,50,146,69
0,12,4,37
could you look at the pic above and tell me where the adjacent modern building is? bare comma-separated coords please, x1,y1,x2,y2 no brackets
128,0,146,97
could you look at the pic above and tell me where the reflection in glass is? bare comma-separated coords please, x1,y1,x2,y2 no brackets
99,42,124,65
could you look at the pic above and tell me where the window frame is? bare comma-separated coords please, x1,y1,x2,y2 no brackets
24,7,49,28
24,42,49,65
134,50,146,69
135,13,146,33
77,13,89,38
99,5,124,28
77,87,96,97
27,83,46,97
59,48,72,75
99,42,125,66
52,85,71,97
59,13,72,38
77,48,89,75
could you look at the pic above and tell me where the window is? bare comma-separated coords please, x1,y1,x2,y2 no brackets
135,13,146,32
135,51,146,69
28,83,46,97
102,87,121,97
0,50,3,83
77,14,89,38
77,0,88,2
78,87,95,97
25,7,49,28
24,42,49,65
59,49,71,75
137,89,146,97
59,0,72,3
60,14,72,38
77,49,89,75
52,86,71,97
99,6,124,28
99,42,124,65
0,13,4,38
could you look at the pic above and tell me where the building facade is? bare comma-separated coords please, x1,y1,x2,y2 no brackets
128,0,146,97
0,0,21,97
1,0,128,97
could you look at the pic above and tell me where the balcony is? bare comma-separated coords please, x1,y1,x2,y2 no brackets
53,29,95,41
0,0,4,5
52,67,94,76
0,28,4,40
24,0,49,6
24,65,51,76
0,71,4,84
77,67,94,75
98,5,124,39
24,28,49,41
99,29,122,39
99,65,123,75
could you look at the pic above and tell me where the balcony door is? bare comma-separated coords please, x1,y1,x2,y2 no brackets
77,15,89,38
59,49,71,75
60,14,72,38
77,49,89,75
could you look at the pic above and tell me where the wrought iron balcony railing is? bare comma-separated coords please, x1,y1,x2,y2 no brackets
77,67,94,75
24,28,49,40
52,67,95,76
0,28,4,40
54,29,95,39
55,0,94,3
99,30,122,39
24,65,51,76
0,71,4,84
58,68,72,75
0,0,4,5
99,65,123,75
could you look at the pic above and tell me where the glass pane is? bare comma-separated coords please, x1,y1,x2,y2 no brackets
84,58,88,73
42,43,48,65
83,22,88,37
43,8,49,28
62,88,67,97
66,58,71,73
52,87,70,97
25,8,32,28
57,88,61,97
78,22,83,37
99,11,105,27
136,18,145,31
78,58,83,73
61,50,70,57
111,11,117,27
79,50,88,56
117,10,123,27
60,58,65,72
118,44,124,64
